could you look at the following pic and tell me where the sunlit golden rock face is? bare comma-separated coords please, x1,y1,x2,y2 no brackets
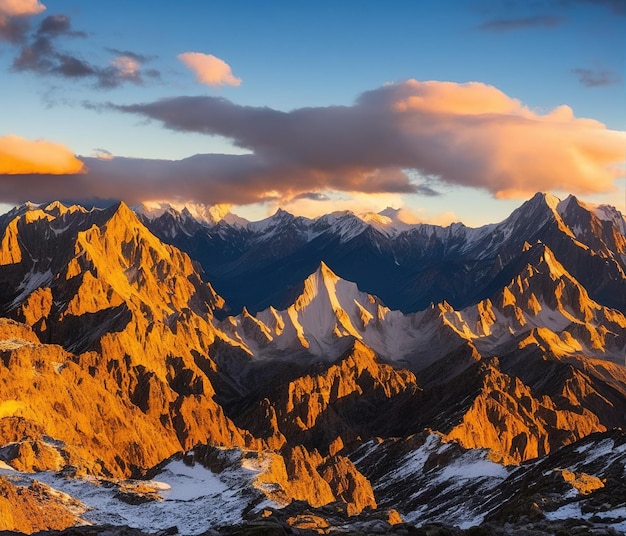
0,318,183,476
254,445,376,515
0,203,253,477
445,359,603,464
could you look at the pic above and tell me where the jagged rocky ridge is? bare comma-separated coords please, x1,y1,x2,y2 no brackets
0,194,624,534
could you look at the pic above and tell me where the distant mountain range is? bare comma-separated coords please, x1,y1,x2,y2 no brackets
137,192,626,316
0,192,625,534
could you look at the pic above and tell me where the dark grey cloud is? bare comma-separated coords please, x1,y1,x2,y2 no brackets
572,67,623,87
577,68,622,87
37,14,86,37
12,30,96,79
6,12,159,88
478,14,564,31
0,16,30,43
414,184,441,197
290,192,332,202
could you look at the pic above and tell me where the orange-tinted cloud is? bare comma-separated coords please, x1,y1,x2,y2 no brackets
279,192,410,220
178,52,241,87
0,135,84,174
110,55,139,77
0,0,45,17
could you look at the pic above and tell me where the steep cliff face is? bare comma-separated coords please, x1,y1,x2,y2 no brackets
445,359,602,463
0,318,184,475
0,204,253,477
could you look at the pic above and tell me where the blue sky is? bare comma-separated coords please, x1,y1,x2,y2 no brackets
0,0,624,225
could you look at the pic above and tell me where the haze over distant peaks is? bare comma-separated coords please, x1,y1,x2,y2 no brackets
134,200,245,226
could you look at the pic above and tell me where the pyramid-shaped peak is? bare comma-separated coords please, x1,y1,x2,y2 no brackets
316,261,340,281
100,201,148,232
523,192,561,212
379,206,400,217
295,261,359,310
43,200,69,214
300,262,341,292
108,200,135,218
272,208,296,219
557,194,579,212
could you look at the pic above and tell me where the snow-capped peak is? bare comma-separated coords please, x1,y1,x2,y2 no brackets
556,194,626,236
358,207,418,235
134,201,178,219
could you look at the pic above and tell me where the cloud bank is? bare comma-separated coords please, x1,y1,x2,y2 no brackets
0,80,624,206
178,52,241,87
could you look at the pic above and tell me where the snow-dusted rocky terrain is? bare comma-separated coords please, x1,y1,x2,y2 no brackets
2,431,626,535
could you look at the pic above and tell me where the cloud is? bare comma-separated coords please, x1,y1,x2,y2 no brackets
0,0,45,42
0,0,45,16
91,148,114,160
37,13,85,37
290,192,331,202
280,192,413,220
277,191,455,226
0,134,83,174
1,80,625,206
106,48,152,63
572,67,622,87
178,52,241,87
109,80,625,200
7,12,159,88
478,15,564,31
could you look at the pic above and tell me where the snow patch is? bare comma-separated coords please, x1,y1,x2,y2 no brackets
11,269,53,306
7,450,276,536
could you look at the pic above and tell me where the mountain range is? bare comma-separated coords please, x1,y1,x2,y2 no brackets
137,192,626,316
0,192,625,535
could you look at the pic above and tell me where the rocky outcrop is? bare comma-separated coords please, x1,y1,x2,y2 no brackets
0,477,82,532
445,359,603,463
0,202,256,477
254,445,375,516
